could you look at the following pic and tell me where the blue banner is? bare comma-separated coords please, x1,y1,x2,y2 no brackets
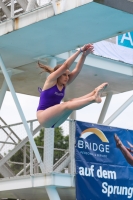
75,121,133,200
117,32,133,49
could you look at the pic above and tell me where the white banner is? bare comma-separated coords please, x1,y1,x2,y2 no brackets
94,39,133,65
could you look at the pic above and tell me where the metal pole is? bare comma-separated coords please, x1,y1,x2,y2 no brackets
30,122,33,174
45,186,61,200
0,76,12,109
34,158,37,174
11,0,14,18
0,80,8,109
98,92,113,124
69,111,76,174
69,111,76,120
104,94,133,125
24,145,26,175
0,56,45,173
43,128,54,173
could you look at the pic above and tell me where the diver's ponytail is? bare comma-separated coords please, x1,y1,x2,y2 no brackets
38,61,54,74
38,62,62,74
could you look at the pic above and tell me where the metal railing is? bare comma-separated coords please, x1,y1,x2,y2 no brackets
0,0,51,22
0,0,86,22
0,118,75,178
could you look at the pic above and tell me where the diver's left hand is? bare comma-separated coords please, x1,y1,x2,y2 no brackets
80,44,94,56
82,44,94,56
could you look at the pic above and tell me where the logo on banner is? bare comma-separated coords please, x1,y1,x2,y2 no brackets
78,128,110,156
117,32,133,49
80,128,109,142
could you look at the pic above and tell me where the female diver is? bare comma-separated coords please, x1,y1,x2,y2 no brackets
37,44,108,128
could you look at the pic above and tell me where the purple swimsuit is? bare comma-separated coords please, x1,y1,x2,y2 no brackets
37,84,65,111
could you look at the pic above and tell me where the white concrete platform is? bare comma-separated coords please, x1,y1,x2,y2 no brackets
0,173,75,200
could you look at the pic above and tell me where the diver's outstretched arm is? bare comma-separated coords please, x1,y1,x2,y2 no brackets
67,44,94,84
114,134,133,166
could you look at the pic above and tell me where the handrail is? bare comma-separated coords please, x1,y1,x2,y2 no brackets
0,119,38,128
0,117,75,177
0,118,74,128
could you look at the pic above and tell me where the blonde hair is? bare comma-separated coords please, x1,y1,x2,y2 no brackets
38,61,62,74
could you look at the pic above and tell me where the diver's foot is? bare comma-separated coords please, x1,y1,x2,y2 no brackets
94,90,102,103
114,134,123,148
95,83,108,96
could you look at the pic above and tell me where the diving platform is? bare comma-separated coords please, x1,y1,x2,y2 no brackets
0,0,133,97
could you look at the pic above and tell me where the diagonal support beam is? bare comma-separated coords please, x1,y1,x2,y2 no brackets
16,0,28,11
0,80,8,109
0,0,11,18
104,94,133,125
0,68,23,111
26,0,36,11
54,154,70,172
0,124,42,168
0,132,14,152
0,154,14,177
0,127,16,144
0,77,11,110
0,56,45,172
0,117,21,142
98,92,113,124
